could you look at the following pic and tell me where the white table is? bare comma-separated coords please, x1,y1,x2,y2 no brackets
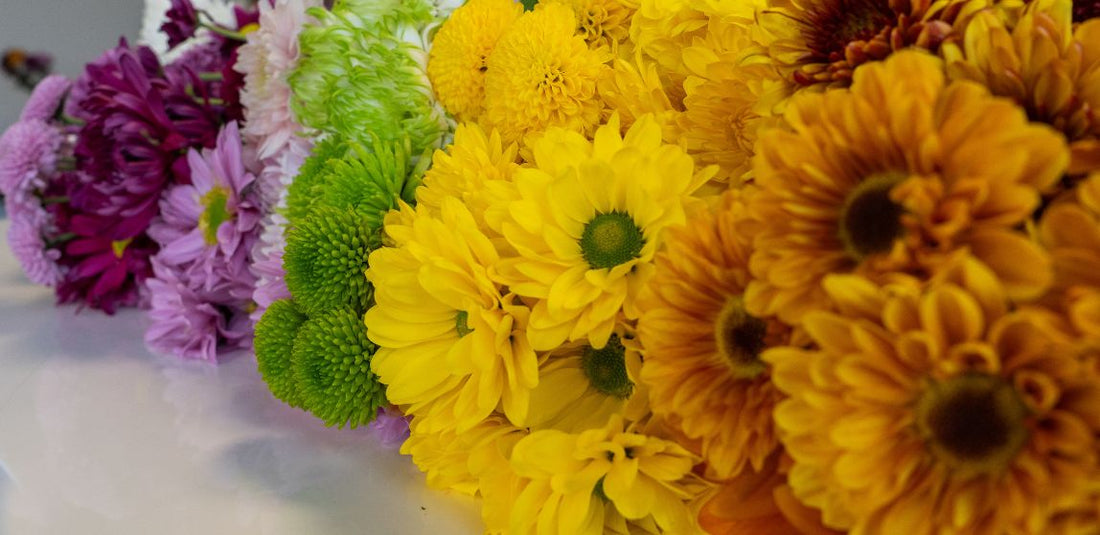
0,220,482,534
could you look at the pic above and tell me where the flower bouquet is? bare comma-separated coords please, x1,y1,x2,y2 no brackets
2,0,1100,533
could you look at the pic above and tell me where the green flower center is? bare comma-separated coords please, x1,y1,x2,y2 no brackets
837,172,907,261
580,211,646,270
198,186,232,246
582,335,634,399
455,310,473,338
110,238,133,259
916,373,1029,474
715,298,768,379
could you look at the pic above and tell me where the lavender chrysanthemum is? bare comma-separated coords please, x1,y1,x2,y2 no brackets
145,259,252,362
19,75,72,122
6,201,63,286
368,406,411,448
0,119,61,198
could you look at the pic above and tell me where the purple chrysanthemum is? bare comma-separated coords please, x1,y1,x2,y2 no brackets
145,258,253,362
161,0,200,50
368,406,411,448
54,209,157,314
19,75,72,122
6,200,63,286
145,122,261,360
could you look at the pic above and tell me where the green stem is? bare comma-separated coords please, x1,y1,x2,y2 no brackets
199,20,249,41
41,196,70,205
60,114,85,126
198,72,224,82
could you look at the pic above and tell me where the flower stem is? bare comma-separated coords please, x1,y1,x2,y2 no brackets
199,20,249,41
198,72,224,82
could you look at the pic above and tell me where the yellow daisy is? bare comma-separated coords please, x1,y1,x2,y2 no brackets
596,56,682,139
494,114,715,351
745,51,1067,324
415,122,520,236
401,414,526,495
502,414,708,534
480,3,612,145
426,0,522,122
547,0,636,53
637,190,793,480
525,332,650,433
765,270,1100,534
755,0,991,90
943,1,1100,176
365,198,538,432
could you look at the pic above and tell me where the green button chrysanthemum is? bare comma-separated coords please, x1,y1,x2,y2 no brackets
254,299,309,408
286,136,352,225
289,0,452,154
291,306,386,428
284,206,378,315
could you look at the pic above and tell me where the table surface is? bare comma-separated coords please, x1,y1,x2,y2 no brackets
0,220,483,535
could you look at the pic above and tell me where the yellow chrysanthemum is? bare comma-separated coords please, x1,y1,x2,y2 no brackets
401,415,525,495
1040,172,1100,297
426,0,522,122
416,122,520,235
596,56,682,139
698,453,840,535
366,198,538,432
481,3,611,145
494,114,715,351
766,269,1100,534
500,414,708,534
546,0,636,52
526,332,649,433
745,51,1067,324
677,16,785,181
755,0,991,90
637,190,792,480
943,0,1100,175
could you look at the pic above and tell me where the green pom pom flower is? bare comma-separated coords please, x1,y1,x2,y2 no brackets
254,299,309,408
314,137,424,227
286,137,352,225
284,206,378,315
291,306,386,428
289,0,453,153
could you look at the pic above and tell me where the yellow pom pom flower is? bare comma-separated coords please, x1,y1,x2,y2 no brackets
546,0,636,52
481,3,611,145
745,51,1067,324
494,114,715,351
427,0,522,122
365,198,538,432
766,270,1100,534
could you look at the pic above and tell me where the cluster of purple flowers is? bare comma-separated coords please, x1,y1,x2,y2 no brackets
0,0,263,361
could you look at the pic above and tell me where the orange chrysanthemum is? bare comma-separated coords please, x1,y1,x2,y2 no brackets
755,0,991,89
745,51,1067,324
766,266,1100,534
943,1,1100,175
637,190,791,479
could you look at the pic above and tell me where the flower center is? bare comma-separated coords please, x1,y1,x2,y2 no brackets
1074,1,1100,22
110,238,133,259
916,373,1029,474
455,310,473,338
715,297,768,379
198,186,232,246
804,0,895,63
582,334,634,399
580,211,646,269
837,172,907,261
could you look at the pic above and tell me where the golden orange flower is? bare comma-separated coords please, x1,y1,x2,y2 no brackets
765,268,1100,534
745,51,1067,324
637,190,792,479
943,1,1100,175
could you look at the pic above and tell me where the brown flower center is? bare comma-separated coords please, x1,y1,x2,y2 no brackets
715,298,768,379
837,172,907,261
916,373,1029,474
804,0,895,62
1074,1,1100,23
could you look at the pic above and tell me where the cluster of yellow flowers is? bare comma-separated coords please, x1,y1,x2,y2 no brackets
365,0,1100,532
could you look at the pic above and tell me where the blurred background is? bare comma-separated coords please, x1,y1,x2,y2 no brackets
0,0,144,128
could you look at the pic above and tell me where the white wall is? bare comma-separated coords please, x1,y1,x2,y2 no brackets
0,0,146,129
